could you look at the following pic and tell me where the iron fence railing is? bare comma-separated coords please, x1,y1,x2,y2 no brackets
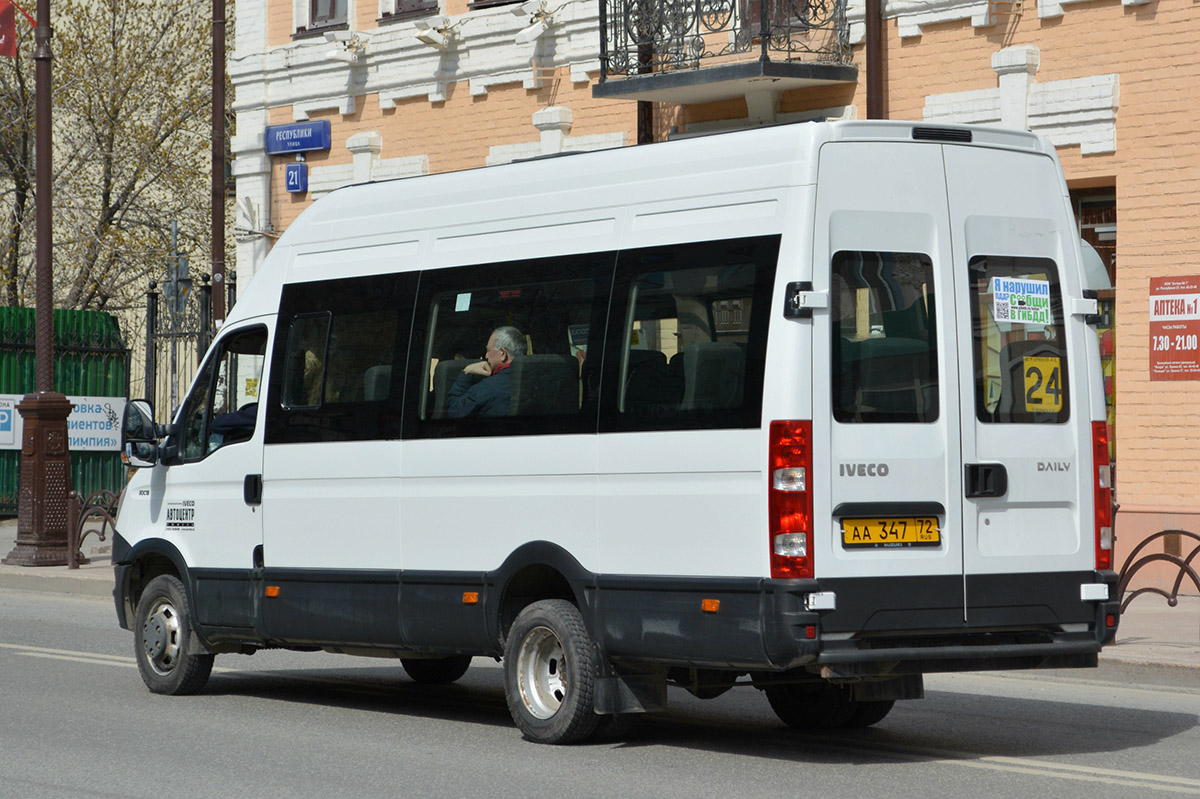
0,307,131,515
600,0,851,79
144,271,237,422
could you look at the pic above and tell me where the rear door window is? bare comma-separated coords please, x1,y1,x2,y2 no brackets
831,251,938,423
969,255,1069,424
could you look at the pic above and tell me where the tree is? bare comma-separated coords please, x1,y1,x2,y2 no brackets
0,29,34,308
0,0,231,315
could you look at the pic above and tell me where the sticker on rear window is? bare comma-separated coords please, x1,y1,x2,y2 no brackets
992,277,1051,325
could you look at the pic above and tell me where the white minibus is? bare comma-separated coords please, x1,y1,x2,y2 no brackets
116,120,1119,744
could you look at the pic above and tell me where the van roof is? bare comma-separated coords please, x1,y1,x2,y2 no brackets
226,120,1053,326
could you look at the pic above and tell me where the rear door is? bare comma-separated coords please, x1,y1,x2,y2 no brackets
943,145,1096,627
811,140,967,632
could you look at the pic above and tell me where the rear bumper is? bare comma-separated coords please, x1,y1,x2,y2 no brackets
594,569,1119,675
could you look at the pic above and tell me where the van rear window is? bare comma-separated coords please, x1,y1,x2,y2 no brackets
969,255,1069,424
831,251,938,424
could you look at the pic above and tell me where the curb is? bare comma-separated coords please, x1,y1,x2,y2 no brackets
969,658,1200,693
0,568,114,599
1090,658,1200,691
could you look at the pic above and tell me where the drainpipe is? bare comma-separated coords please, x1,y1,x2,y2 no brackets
638,101,653,145
866,0,883,119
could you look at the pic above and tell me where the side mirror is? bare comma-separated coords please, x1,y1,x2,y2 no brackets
122,399,160,468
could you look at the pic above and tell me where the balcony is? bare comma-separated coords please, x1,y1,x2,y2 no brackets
593,0,856,107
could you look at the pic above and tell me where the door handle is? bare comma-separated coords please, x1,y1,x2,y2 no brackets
244,474,263,506
965,463,1007,499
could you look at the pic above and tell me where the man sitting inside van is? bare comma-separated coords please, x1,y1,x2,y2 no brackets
447,326,526,418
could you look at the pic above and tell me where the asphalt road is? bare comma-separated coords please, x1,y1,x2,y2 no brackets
3,587,1200,799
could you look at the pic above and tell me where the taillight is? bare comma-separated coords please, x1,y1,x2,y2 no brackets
769,420,813,579
1092,421,1113,570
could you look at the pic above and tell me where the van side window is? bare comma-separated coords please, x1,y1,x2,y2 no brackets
282,313,331,408
969,255,1069,424
406,252,616,439
266,273,414,444
601,235,779,432
178,326,268,460
831,251,938,424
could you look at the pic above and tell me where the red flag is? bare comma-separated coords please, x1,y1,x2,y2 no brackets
0,0,17,58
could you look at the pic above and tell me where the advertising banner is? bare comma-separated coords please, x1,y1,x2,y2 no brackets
0,395,126,451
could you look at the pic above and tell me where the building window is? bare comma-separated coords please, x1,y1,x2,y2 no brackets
309,0,346,29
387,0,437,17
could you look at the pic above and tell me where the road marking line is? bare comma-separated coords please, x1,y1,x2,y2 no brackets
0,641,235,673
18,652,139,668
809,738,1200,795
0,642,131,664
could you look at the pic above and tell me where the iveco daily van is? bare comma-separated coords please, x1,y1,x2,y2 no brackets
115,120,1119,744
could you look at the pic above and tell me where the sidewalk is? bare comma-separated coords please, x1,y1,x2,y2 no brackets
3,517,1200,689
0,517,114,599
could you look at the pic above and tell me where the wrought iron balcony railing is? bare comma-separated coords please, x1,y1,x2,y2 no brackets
599,0,851,80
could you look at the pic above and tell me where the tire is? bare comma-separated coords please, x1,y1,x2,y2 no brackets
843,699,895,729
133,574,215,695
503,599,600,745
764,681,857,730
401,655,472,685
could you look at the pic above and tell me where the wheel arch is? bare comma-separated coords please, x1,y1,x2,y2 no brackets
487,541,596,646
115,535,191,631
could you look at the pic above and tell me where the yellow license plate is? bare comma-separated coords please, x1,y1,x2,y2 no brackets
841,517,941,549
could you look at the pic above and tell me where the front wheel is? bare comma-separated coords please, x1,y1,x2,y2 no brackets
503,599,600,744
133,574,214,695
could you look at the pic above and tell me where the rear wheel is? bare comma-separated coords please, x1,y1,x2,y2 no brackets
133,574,214,695
503,599,600,744
843,699,895,728
401,656,472,685
764,681,857,730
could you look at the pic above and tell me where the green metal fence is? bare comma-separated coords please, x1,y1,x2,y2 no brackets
0,308,131,515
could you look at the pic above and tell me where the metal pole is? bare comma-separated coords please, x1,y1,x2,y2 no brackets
3,0,76,567
145,282,158,408
33,0,52,393
760,0,769,63
199,273,212,358
635,0,653,145
865,0,883,119
211,0,226,327
168,222,179,414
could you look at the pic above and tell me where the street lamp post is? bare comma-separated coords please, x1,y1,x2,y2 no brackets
211,0,226,327
2,0,77,567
